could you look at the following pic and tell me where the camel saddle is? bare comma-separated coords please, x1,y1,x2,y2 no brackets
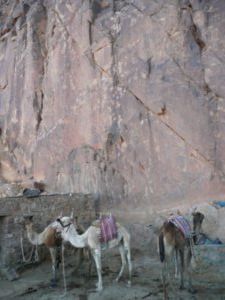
92,214,118,243
168,215,191,239
100,214,118,243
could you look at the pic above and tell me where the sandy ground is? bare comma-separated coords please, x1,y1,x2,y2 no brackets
1,249,225,300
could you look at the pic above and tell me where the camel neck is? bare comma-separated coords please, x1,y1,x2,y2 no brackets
62,224,87,248
27,229,38,245
26,227,42,245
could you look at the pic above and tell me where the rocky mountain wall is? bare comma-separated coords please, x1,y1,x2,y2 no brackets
0,0,225,214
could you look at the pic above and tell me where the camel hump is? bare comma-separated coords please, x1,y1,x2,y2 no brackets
44,227,61,247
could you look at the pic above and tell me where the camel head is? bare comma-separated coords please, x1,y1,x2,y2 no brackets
23,216,34,230
192,211,204,244
56,216,73,233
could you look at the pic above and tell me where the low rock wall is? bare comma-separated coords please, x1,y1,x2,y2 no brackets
192,245,225,284
0,194,96,268
0,193,155,271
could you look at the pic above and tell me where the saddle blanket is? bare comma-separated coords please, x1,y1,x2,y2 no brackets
168,215,191,239
100,214,118,243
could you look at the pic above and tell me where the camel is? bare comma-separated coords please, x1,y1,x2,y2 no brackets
56,213,132,291
23,215,92,289
192,203,225,243
157,212,204,300
23,216,62,287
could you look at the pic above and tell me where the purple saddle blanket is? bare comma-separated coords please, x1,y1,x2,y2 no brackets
100,215,118,243
168,215,191,238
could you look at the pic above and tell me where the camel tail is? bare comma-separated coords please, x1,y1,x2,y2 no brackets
159,232,165,263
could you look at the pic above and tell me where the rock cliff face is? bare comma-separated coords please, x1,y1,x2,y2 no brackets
0,0,225,213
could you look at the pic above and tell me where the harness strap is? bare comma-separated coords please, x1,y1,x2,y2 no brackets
57,219,72,232
189,235,196,259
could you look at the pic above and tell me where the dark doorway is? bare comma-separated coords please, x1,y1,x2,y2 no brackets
0,216,7,267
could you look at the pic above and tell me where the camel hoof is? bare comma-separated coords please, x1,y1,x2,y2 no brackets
50,279,57,288
95,283,103,292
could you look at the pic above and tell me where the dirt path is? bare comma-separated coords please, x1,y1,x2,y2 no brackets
1,252,225,300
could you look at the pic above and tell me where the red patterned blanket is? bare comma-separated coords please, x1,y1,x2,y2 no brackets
168,215,191,239
100,214,118,243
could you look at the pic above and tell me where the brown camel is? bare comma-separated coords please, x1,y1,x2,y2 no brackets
24,216,92,287
157,212,204,300
24,216,62,287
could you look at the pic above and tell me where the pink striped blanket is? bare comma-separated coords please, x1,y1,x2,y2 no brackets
168,215,191,239
100,214,118,243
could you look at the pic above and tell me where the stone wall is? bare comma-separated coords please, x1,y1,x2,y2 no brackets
0,194,96,267
0,193,154,268
193,245,225,285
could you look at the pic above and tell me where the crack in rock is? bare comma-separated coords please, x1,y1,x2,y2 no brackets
125,87,214,166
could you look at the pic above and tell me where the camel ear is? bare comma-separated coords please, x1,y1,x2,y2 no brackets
191,206,197,216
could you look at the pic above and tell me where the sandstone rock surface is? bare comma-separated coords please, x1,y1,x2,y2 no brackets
0,0,225,214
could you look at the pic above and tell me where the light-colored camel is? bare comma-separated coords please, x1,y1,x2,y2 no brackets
24,216,62,286
157,212,204,300
192,203,225,243
56,214,132,291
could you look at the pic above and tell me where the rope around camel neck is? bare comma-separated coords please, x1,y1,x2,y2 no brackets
189,236,196,261
20,234,39,263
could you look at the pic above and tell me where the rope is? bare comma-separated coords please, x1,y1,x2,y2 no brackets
20,234,39,263
20,235,27,262
61,243,67,296
189,235,196,260
34,243,39,262
20,235,33,262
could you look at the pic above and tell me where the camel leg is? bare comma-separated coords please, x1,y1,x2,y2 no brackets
34,244,39,262
186,248,196,294
92,248,102,291
115,244,126,283
29,245,35,262
61,243,67,294
49,247,57,287
87,250,93,278
125,244,132,287
179,249,184,290
56,245,61,269
174,249,179,278
162,261,168,300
